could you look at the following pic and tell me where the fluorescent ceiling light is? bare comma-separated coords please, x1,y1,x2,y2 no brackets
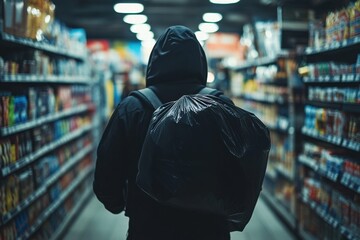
137,31,154,41
114,3,144,13
203,13,223,22
130,23,151,33
199,23,219,33
141,39,156,48
210,0,240,4
195,31,209,41
123,14,148,24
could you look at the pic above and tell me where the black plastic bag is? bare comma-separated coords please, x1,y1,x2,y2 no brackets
136,94,270,231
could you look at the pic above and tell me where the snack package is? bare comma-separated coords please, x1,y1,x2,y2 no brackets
350,1,360,38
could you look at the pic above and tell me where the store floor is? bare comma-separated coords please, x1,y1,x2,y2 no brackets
63,193,296,240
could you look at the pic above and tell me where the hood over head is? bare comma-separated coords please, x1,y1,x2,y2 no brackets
146,25,208,87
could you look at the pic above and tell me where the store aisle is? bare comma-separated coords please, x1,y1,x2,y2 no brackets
63,193,296,240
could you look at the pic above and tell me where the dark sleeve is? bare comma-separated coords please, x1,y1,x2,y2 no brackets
93,100,131,214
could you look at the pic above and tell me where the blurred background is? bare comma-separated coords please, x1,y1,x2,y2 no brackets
0,0,359,239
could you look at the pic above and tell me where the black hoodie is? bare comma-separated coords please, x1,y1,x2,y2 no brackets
93,26,230,240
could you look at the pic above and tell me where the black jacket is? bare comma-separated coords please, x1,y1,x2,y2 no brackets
93,26,230,240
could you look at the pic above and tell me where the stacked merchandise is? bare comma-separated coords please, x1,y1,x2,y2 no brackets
1,0,86,57
1,50,89,81
230,56,302,229
0,1,97,239
308,0,360,52
298,2,360,239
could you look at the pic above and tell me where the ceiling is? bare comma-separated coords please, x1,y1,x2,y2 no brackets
51,0,349,41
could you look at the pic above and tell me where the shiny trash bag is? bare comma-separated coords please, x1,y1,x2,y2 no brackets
136,94,270,231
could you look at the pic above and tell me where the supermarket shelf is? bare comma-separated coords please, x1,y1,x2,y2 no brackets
0,145,93,226
299,155,360,194
298,155,339,182
261,190,296,230
255,79,288,87
342,103,360,113
0,185,47,226
49,188,93,240
305,37,360,56
238,94,288,105
300,196,357,240
305,101,342,110
1,124,93,178
43,144,93,187
340,226,358,240
265,169,277,181
340,172,360,194
302,127,360,152
305,101,360,113
0,74,91,84
303,74,360,84
275,165,294,181
20,167,93,240
301,196,340,229
234,57,277,71
0,31,86,61
267,125,289,134
0,104,90,137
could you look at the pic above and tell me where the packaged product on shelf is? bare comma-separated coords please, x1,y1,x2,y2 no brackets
0,56,4,75
348,116,360,141
0,139,11,167
350,202,360,237
3,0,15,35
1,92,10,127
35,155,60,186
349,1,360,38
14,95,28,124
339,8,350,41
49,182,62,202
18,168,34,202
309,20,326,48
4,175,20,216
14,211,28,238
56,87,72,111
340,196,351,228
0,181,6,216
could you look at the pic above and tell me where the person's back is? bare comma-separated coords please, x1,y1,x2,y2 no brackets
93,26,230,240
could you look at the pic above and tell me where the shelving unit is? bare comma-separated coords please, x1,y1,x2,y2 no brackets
0,30,86,61
230,54,303,232
0,74,91,84
298,29,360,239
0,21,97,239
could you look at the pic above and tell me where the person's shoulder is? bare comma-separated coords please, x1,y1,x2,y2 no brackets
115,94,144,115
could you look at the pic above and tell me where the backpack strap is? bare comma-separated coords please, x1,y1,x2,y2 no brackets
131,88,163,110
198,87,223,97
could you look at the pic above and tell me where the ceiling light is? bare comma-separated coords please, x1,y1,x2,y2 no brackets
210,0,240,4
141,39,156,48
203,13,223,22
136,31,154,41
130,23,151,33
114,3,144,13
123,14,147,24
199,23,219,33
195,31,209,41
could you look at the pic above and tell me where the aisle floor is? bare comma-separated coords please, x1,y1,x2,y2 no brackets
64,193,296,240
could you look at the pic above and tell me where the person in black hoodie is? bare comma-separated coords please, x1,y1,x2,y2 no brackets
93,25,231,240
